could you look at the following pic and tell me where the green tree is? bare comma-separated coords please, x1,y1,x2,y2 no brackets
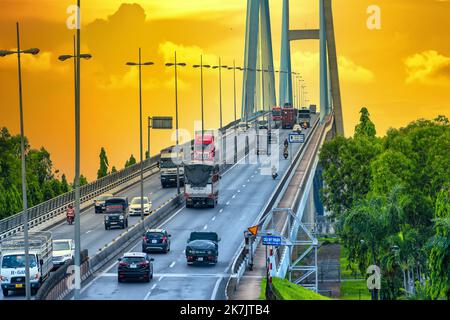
111,166,117,174
354,107,376,138
79,175,88,186
61,174,70,193
125,154,137,168
97,147,109,179
428,186,450,299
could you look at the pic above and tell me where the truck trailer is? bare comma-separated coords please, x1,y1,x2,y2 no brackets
184,163,220,208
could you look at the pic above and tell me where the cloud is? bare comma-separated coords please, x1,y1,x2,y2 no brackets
291,51,374,84
158,41,218,65
405,50,450,85
0,51,59,72
97,67,158,90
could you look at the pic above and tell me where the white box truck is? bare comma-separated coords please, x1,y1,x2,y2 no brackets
0,232,53,297
184,163,220,208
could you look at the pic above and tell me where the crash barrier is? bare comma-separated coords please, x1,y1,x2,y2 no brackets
225,117,320,298
36,195,183,300
34,249,89,300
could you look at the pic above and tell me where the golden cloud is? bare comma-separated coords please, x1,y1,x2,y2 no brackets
405,50,450,85
0,51,60,72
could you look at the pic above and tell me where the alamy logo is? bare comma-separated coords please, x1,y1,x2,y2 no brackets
367,5,381,30
65,265,81,290
66,5,80,30
366,265,381,290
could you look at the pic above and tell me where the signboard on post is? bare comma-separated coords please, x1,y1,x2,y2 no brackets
262,235,282,246
151,117,173,129
289,132,305,144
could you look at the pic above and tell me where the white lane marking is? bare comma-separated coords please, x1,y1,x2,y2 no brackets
85,230,93,234
203,224,208,230
151,284,157,290
211,277,222,300
247,179,250,182
158,276,164,282
251,175,254,178
232,195,236,199
211,216,216,221
169,261,176,268
226,201,230,206
144,291,151,300
219,209,223,213
242,184,246,188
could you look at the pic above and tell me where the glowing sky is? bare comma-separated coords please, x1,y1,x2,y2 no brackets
1,0,449,180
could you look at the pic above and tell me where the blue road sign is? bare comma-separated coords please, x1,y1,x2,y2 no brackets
262,235,282,246
289,133,305,144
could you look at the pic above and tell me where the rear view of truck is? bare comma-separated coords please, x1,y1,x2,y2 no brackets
184,163,220,208
0,232,53,297
160,146,184,188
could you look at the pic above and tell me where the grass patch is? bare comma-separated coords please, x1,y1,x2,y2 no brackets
259,277,331,300
340,280,372,300
318,236,340,245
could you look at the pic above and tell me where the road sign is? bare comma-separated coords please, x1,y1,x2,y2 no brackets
262,235,282,246
151,117,173,129
248,225,258,236
289,132,305,144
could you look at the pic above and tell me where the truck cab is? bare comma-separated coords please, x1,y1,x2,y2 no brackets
0,232,53,297
159,146,184,188
104,197,129,230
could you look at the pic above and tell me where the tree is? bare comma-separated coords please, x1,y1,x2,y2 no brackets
428,186,450,299
125,154,137,168
61,174,70,193
97,147,109,179
79,175,88,186
354,107,376,138
111,166,117,174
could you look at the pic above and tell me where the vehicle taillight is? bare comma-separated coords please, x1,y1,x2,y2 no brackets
143,236,148,242
162,236,168,243
208,193,215,199
139,261,149,266
184,193,190,199
119,262,128,267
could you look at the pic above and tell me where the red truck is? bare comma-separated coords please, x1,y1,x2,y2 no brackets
193,130,215,162
281,106,296,129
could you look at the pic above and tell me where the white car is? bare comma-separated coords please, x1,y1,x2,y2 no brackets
129,197,152,216
52,239,75,269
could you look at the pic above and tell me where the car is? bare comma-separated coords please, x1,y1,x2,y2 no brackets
129,196,152,216
94,193,113,213
185,231,220,265
142,228,171,253
104,197,129,230
117,252,154,283
258,120,269,130
52,239,75,270
292,124,302,134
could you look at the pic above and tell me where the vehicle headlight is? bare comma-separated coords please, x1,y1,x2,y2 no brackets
64,254,72,259
105,216,109,221
119,215,124,220
207,250,213,255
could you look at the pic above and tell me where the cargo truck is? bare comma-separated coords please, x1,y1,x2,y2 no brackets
184,163,220,208
281,106,296,129
0,232,53,297
193,130,216,162
298,108,311,129
159,146,184,188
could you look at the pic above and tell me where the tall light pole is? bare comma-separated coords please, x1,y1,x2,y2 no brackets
58,34,92,301
193,56,211,163
212,58,228,167
0,22,40,301
126,49,154,223
165,52,186,195
227,62,243,163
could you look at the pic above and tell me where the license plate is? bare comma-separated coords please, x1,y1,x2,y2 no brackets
111,222,117,224
130,264,137,269
15,284,23,288
197,257,203,262
151,240,157,244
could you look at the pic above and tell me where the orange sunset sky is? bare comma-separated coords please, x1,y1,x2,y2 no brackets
1,0,449,181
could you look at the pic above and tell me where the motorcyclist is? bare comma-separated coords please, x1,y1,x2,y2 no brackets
271,165,278,179
66,204,75,223
283,145,289,159
284,138,289,148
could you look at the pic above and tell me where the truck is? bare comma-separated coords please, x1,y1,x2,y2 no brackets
159,146,184,188
193,130,216,162
0,232,53,297
309,104,317,114
185,231,220,265
298,108,311,129
281,106,296,129
184,163,220,208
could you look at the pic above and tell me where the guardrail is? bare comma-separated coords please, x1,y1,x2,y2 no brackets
226,116,320,298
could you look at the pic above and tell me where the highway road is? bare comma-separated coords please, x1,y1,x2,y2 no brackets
0,117,317,300
75,118,317,300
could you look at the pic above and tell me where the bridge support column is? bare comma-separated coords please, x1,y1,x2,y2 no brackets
319,0,329,122
279,0,293,107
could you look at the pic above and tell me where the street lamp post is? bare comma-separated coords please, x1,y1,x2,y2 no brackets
165,52,186,195
212,58,228,166
58,31,92,300
193,56,211,163
126,49,154,223
0,22,40,301
227,62,243,163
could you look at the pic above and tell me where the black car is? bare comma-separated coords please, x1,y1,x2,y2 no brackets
142,228,171,253
94,193,113,213
185,231,220,265
104,197,129,230
117,252,154,283
258,120,269,130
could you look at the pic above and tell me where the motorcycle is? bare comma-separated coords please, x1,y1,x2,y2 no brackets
271,167,278,180
283,146,289,159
